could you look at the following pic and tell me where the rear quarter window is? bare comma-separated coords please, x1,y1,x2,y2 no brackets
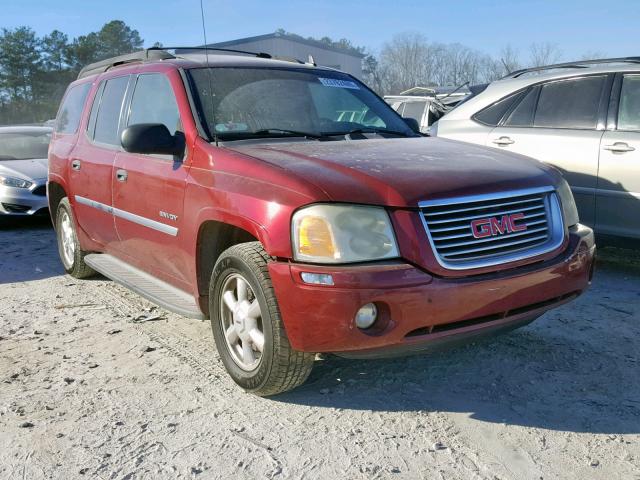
472,91,524,126
55,83,91,134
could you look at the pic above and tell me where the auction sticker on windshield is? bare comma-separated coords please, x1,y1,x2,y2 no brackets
318,78,360,89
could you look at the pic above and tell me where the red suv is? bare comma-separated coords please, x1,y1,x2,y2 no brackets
48,48,595,395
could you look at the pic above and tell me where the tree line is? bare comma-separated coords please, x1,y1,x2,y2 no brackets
0,21,146,125
0,21,601,126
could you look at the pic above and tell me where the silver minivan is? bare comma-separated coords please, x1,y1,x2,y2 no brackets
432,58,640,244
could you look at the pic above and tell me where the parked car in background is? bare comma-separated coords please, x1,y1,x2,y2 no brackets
431,58,640,245
385,86,470,134
0,126,52,216
49,48,594,396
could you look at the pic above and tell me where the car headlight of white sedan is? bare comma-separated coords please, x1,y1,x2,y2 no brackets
0,175,33,189
292,204,400,264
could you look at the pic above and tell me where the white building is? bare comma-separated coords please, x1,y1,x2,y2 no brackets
205,32,364,78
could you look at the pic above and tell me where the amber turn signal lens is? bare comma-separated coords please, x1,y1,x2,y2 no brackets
297,216,337,259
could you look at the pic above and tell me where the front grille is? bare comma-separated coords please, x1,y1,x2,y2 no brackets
419,187,564,270
31,185,46,196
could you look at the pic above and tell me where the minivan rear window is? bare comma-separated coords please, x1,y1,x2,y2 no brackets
55,83,91,134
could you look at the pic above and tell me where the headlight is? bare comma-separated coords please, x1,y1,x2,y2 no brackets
556,180,579,227
0,175,33,189
292,204,399,263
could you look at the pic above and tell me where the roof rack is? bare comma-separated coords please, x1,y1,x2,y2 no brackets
167,47,312,66
502,57,640,79
77,49,176,79
159,46,273,59
76,46,315,80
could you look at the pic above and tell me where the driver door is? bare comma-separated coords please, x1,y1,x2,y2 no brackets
111,71,191,285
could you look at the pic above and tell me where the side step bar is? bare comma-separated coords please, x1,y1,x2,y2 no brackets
85,253,206,319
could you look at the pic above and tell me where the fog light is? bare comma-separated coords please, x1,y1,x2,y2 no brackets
300,272,334,286
355,303,378,329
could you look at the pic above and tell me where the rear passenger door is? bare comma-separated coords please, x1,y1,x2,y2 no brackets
486,75,612,229
112,72,190,285
70,75,130,247
596,73,640,239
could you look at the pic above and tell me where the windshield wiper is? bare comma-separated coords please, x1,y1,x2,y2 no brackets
251,128,325,140
325,128,415,138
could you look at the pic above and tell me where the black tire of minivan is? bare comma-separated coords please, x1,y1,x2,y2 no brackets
55,198,96,279
209,242,315,396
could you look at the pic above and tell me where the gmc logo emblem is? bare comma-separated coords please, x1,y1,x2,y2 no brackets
471,213,527,239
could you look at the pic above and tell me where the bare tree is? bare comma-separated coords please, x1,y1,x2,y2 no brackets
529,42,562,67
376,33,502,94
499,45,521,75
577,50,608,61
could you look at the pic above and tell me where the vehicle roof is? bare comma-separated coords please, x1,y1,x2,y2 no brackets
0,126,52,134
443,63,640,121
491,63,640,91
79,52,340,82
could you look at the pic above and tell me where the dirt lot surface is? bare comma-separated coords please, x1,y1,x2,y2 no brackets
1,218,639,480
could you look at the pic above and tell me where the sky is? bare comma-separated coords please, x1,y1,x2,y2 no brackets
3,0,639,60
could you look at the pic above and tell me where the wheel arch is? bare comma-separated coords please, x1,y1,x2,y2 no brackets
195,219,261,316
47,181,67,227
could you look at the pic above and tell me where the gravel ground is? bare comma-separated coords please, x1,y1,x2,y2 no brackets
1,218,639,480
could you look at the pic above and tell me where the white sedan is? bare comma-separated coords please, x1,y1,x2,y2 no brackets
0,126,51,216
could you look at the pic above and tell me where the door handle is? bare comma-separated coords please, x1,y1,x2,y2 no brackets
71,159,81,171
492,136,515,146
603,142,635,153
115,169,128,182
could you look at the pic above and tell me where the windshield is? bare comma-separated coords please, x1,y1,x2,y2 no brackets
187,67,414,141
0,131,51,160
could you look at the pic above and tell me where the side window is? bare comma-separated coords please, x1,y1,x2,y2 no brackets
534,76,605,129
55,83,91,134
472,91,523,126
128,74,181,134
86,81,106,140
401,101,427,123
94,76,129,146
504,88,539,127
617,75,640,131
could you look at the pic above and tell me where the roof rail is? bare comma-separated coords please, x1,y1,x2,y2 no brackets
502,57,640,79
160,46,273,59
166,46,315,66
77,49,176,79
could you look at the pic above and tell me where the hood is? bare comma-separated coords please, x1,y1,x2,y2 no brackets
225,137,560,207
0,158,48,182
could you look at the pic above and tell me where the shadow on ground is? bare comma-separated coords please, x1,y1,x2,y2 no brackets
275,258,640,436
0,215,63,283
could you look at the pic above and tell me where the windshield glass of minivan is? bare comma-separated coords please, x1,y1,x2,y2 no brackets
187,67,415,141
0,131,51,160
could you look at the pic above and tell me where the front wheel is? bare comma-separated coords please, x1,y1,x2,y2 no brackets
209,242,314,396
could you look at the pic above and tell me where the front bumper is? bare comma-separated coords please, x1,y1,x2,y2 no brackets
0,182,48,215
268,224,595,355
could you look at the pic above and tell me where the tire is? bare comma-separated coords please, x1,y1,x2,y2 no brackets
55,198,95,279
209,242,314,396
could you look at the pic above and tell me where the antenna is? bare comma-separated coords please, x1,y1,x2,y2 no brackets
199,0,218,145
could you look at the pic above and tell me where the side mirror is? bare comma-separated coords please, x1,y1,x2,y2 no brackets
121,123,185,158
402,117,421,134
